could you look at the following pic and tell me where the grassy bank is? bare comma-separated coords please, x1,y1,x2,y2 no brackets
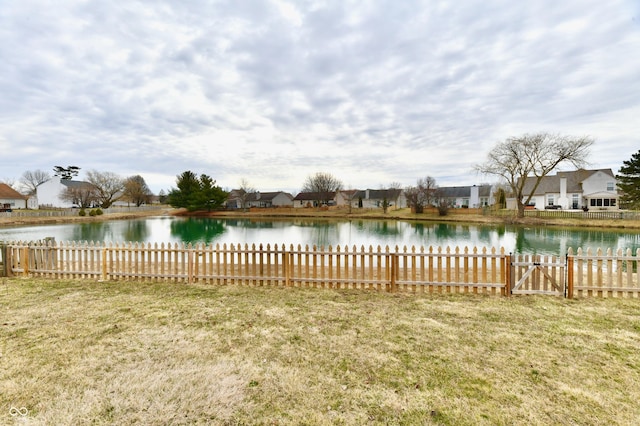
2,278,639,424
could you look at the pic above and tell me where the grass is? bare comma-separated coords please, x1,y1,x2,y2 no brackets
1,278,640,425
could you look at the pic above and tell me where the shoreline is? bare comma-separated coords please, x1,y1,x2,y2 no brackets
1,206,639,231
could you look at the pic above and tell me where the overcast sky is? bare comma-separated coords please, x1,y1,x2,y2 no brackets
1,0,639,194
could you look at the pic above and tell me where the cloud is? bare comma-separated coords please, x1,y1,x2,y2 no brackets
1,0,639,193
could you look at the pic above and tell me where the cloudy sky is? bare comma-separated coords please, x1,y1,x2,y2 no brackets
1,0,639,194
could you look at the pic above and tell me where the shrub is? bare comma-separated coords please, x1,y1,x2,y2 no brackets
95,208,104,215
89,209,97,216
78,208,86,216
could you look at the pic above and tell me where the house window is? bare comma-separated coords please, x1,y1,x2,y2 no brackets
607,182,614,191
611,199,617,207
547,195,554,206
604,199,610,207
572,194,579,209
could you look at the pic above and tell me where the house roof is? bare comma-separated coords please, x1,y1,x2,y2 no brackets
521,169,614,196
0,183,26,200
60,179,94,189
438,185,492,198
246,191,293,202
353,189,403,200
293,192,336,201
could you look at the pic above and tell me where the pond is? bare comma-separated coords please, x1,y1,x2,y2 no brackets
1,216,640,256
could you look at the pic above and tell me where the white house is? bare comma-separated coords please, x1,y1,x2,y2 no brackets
518,169,620,210
227,191,294,209
343,189,406,209
438,185,494,208
36,178,95,208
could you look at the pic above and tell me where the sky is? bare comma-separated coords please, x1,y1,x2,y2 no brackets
1,0,639,195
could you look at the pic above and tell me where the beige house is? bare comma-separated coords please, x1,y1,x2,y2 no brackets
517,169,620,211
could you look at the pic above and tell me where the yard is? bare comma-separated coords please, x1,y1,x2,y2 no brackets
1,278,639,425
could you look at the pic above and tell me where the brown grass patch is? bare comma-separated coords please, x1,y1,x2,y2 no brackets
1,278,639,424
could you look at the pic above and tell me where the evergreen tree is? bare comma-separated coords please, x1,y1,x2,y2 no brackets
167,171,228,211
616,150,640,209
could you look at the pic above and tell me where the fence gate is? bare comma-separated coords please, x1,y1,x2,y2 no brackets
511,255,566,296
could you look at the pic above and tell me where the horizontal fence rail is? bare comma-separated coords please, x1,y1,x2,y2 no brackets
486,209,640,221
3,241,639,298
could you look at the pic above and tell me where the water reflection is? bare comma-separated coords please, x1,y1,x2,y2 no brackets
1,216,639,256
170,218,226,244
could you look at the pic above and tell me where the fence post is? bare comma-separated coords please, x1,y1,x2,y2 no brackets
101,247,108,281
0,243,5,277
22,246,29,277
566,253,574,299
284,249,290,287
389,253,398,292
188,249,194,284
503,254,511,296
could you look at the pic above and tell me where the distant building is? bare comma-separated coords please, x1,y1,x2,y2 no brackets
514,169,620,210
0,183,27,210
339,189,406,208
36,178,95,208
227,191,293,209
437,185,494,208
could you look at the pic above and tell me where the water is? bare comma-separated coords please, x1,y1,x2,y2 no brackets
1,216,639,256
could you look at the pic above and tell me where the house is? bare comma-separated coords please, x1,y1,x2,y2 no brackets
0,183,27,210
437,185,494,208
292,192,336,208
517,169,619,211
36,178,96,208
341,189,406,209
227,190,293,209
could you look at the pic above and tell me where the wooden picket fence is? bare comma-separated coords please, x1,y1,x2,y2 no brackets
3,241,639,298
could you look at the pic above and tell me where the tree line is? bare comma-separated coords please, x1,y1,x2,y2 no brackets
163,133,640,216
6,133,638,214
14,166,155,208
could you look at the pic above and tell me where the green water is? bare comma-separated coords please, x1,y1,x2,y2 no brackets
1,216,639,256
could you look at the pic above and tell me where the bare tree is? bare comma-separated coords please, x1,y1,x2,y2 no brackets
475,133,593,217
60,182,97,208
1,177,17,190
302,172,342,206
19,169,51,195
86,170,125,208
237,178,257,211
405,176,438,213
122,175,153,207
388,181,403,209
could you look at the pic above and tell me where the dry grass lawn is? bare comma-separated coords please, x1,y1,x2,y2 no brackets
1,278,639,425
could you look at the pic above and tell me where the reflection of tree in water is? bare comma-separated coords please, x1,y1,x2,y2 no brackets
224,219,278,229
71,220,150,243
71,222,112,242
308,221,338,248
170,218,226,244
434,224,456,239
122,220,150,242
